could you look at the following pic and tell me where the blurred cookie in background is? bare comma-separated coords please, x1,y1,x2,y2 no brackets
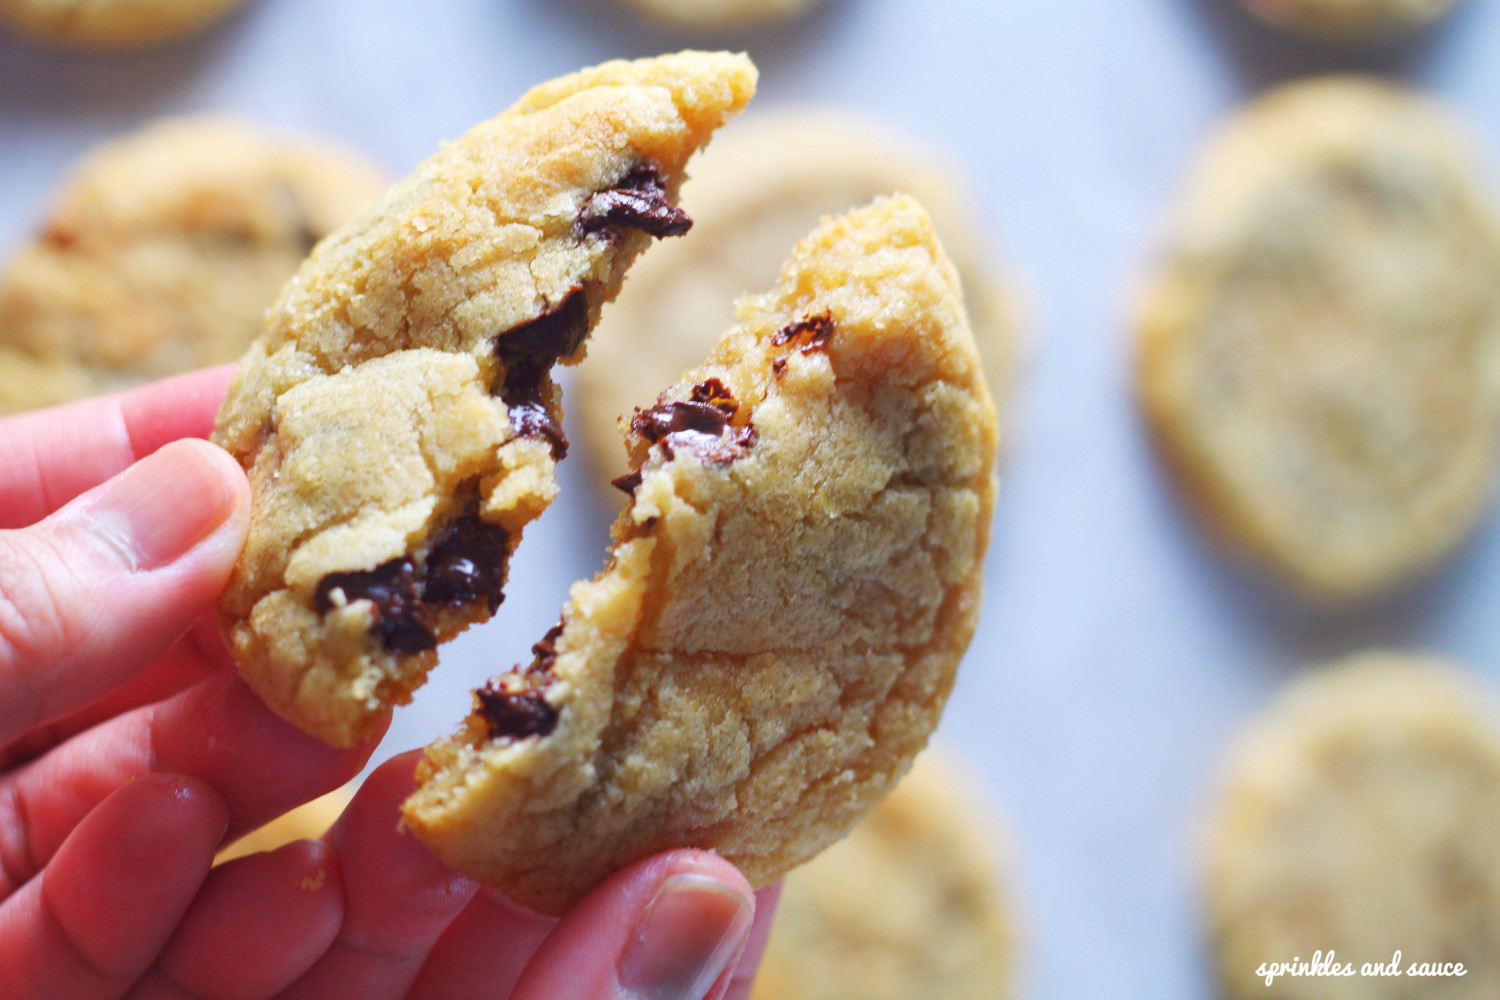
1138,79,1500,601
751,750,1014,1000
579,108,1015,490
0,116,386,416
214,785,353,865
1237,0,1464,41
0,0,252,49
1206,652,1500,999
620,0,823,30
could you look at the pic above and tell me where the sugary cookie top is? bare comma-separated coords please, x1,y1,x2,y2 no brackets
0,115,386,415
405,194,997,915
751,751,1013,1000
0,0,250,49
1208,653,1500,1000
1139,78,1500,599
1240,0,1462,39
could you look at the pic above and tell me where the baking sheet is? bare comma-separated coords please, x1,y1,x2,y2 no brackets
7,0,1500,994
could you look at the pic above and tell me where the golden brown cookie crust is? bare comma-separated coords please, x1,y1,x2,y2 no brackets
213,52,757,748
1139,78,1500,600
751,750,1013,1000
0,0,251,49
403,194,997,915
0,116,386,416
1239,0,1463,40
1207,653,1500,1000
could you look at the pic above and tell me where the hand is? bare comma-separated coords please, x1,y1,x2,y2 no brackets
0,368,778,1000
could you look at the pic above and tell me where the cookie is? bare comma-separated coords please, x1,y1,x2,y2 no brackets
620,0,823,30
0,0,250,49
1138,79,1500,600
0,116,386,416
214,786,352,865
212,52,757,749
1206,653,1500,999
579,107,1013,488
750,750,1013,1000
402,194,997,916
1238,0,1463,39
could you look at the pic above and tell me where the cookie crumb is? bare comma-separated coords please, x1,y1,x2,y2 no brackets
299,868,326,891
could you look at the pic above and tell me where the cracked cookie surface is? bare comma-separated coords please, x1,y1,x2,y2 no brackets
1139,79,1500,600
403,194,997,915
212,51,756,748
0,116,385,416
751,750,1013,1000
1207,653,1500,1000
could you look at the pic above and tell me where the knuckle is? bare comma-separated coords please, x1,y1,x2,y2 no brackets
0,528,91,729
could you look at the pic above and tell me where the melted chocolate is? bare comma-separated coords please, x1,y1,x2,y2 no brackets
630,396,756,465
771,311,836,355
577,165,692,243
494,289,589,459
314,558,435,654
475,684,558,740
423,514,510,613
531,621,565,674
611,469,643,496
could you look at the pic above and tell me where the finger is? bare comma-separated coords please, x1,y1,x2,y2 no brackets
0,773,226,1000
404,888,556,1000
0,437,249,746
509,850,756,1000
723,883,781,1000
277,751,478,1000
0,621,223,771
0,673,381,899
127,840,344,1000
0,365,236,530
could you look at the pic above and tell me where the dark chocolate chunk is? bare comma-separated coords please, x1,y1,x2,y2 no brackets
314,558,435,654
506,396,569,460
494,289,589,459
423,514,511,614
531,621,565,674
475,683,558,740
577,165,692,243
631,400,732,443
630,398,756,465
771,357,788,377
771,310,836,354
611,469,643,496
689,378,738,416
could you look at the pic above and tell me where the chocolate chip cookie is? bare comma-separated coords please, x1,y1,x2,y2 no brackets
621,0,824,30
0,116,386,416
0,0,250,49
1207,653,1500,1000
1138,78,1500,600
213,51,758,748
579,108,1013,492
1238,0,1463,39
402,194,998,915
751,750,1014,1000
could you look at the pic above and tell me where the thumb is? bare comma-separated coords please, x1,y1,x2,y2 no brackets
0,438,249,746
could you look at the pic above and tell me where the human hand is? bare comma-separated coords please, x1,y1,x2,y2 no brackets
0,368,777,999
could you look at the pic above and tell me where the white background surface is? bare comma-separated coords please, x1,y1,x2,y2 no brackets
6,1,1500,995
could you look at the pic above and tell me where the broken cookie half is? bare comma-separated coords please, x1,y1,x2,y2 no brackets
403,195,999,916
212,51,757,748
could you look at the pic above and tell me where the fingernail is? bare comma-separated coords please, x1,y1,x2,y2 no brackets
72,440,241,572
617,873,754,1000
